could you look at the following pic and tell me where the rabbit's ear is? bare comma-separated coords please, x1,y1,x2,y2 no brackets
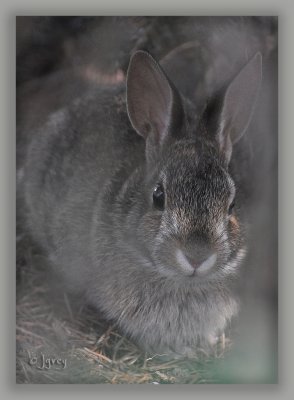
126,50,183,147
217,52,262,161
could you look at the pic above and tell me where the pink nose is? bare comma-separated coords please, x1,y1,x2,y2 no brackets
185,252,214,270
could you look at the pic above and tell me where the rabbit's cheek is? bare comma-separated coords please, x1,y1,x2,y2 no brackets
222,246,247,276
214,222,231,255
135,212,166,259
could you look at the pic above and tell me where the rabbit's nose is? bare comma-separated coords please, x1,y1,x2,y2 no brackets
175,248,217,275
185,252,217,272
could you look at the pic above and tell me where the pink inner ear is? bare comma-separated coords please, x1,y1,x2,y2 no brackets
218,124,233,163
127,51,173,144
142,65,173,142
219,52,262,145
149,107,171,144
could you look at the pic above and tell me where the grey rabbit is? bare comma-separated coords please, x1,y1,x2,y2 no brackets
21,50,262,357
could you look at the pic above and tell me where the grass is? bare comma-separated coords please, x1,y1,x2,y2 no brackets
16,233,236,384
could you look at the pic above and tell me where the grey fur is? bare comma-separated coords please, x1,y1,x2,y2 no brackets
21,50,261,357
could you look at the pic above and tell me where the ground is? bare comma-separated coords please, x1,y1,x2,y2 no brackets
16,234,234,384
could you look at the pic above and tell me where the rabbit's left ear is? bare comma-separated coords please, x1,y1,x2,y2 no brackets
214,53,262,161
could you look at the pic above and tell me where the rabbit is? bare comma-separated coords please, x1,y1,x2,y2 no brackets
21,49,262,358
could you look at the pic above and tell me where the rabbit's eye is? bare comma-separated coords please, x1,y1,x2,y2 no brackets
153,184,165,211
228,201,235,215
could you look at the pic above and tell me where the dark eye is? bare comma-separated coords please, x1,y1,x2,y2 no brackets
228,201,235,215
153,184,165,211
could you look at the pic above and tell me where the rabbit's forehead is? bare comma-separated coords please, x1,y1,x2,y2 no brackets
163,154,233,205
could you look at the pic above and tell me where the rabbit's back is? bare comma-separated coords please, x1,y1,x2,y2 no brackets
22,85,144,288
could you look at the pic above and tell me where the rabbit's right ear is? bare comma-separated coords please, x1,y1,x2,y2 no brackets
126,51,183,150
